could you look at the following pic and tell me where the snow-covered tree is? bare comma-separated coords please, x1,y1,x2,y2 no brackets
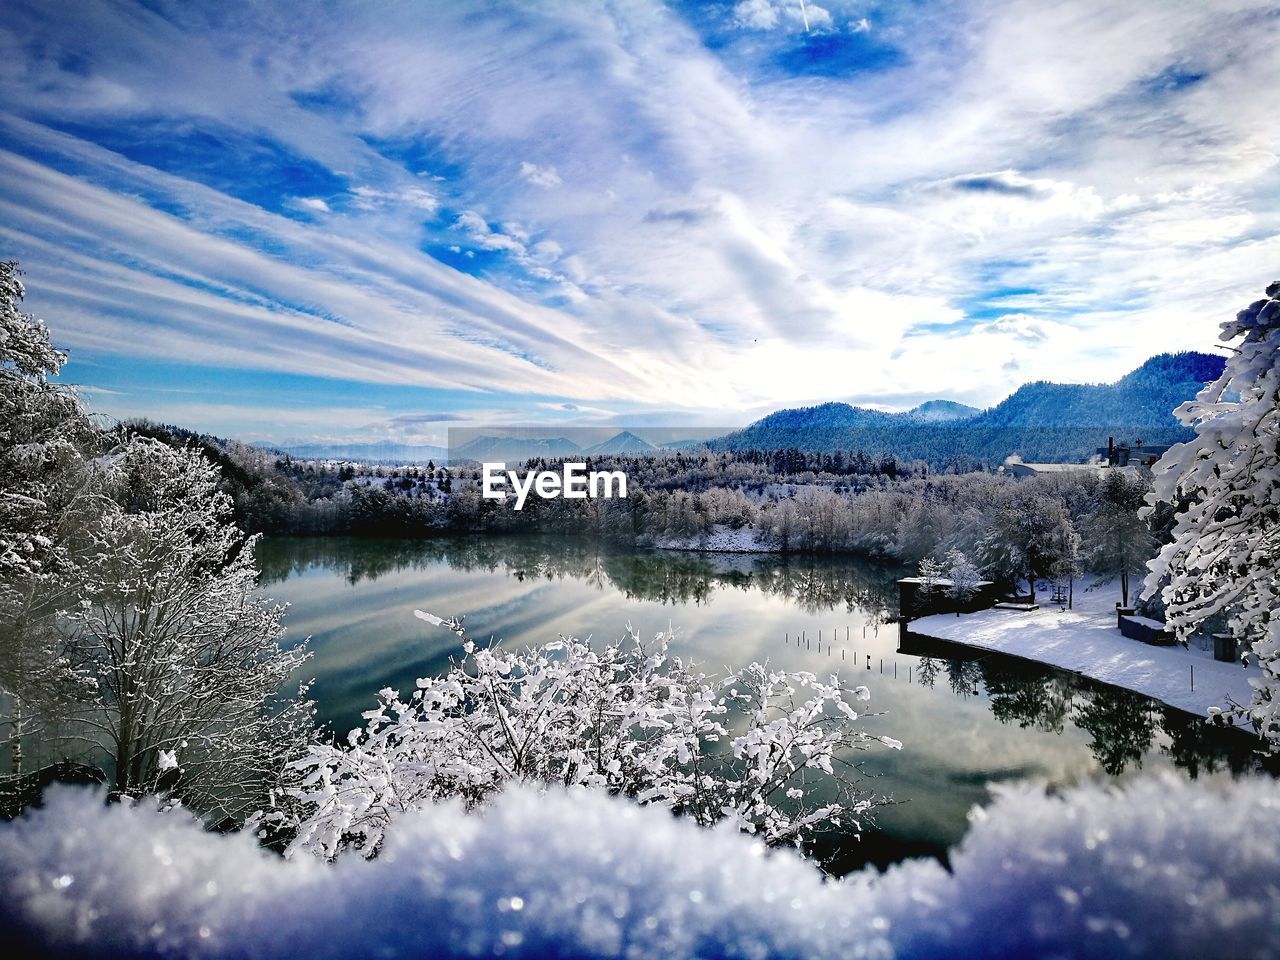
0,261,100,772
272,617,899,861
944,548,982,615
1085,470,1154,607
979,488,1069,603
918,554,944,589
1048,517,1082,610
69,438,314,818
1143,281,1280,743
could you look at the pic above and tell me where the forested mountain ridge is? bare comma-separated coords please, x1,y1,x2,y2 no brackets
717,352,1225,465
973,352,1227,429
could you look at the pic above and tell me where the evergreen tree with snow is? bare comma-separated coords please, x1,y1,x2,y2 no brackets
979,487,1069,603
1143,281,1280,744
1084,470,1153,607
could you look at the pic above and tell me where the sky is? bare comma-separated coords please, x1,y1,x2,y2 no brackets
0,0,1277,447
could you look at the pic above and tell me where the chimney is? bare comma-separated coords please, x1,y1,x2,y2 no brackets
1107,436,1114,464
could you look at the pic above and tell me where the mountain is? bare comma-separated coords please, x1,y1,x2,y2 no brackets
279,441,450,464
973,352,1226,430
716,352,1225,467
451,435,582,463
583,431,657,456
908,400,981,422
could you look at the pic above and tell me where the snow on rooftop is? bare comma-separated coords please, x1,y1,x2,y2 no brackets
911,585,1259,718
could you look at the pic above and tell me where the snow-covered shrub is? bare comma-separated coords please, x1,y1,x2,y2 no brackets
270,616,897,860
3,774,1280,959
1143,281,1280,743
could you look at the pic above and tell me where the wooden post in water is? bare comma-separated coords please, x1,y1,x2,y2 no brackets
1191,665,1195,691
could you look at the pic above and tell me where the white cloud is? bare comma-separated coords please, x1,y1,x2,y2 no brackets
0,0,1275,437
734,0,833,32
519,160,561,188
451,210,527,254
349,185,438,214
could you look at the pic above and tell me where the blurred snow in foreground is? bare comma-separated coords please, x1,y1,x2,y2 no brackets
2,774,1279,959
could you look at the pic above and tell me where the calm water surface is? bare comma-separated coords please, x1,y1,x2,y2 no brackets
258,535,1264,872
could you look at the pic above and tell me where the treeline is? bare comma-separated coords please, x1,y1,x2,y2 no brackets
125,421,1163,605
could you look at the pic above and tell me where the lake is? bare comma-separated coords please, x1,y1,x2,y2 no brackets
257,535,1266,873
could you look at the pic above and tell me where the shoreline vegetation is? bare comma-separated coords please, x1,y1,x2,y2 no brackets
119,419,1175,587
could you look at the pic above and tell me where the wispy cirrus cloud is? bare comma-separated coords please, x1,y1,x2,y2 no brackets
0,0,1275,443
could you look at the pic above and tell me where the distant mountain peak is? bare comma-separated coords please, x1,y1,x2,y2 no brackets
584,431,657,455
907,400,981,423
453,435,582,462
715,351,1225,466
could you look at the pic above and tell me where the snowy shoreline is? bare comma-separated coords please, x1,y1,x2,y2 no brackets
650,523,776,553
910,585,1261,721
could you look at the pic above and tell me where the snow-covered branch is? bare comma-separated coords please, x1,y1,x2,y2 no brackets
270,618,895,860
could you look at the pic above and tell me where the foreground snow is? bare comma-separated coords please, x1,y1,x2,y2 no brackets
3,776,1280,959
912,586,1259,718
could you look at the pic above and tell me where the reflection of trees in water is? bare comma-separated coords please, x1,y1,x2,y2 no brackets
1073,688,1158,776
946,660,984,699
983,663,1072,735
912,652,1274,779
256,535,902,614
1158,710,1264,778
916,656,943,688
754,560,897,618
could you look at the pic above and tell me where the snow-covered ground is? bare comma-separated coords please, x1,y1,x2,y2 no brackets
652,523,774,553
911,585,1259,718
4,777,1280,959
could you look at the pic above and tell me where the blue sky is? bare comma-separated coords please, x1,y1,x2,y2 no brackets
1,0,1276,445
